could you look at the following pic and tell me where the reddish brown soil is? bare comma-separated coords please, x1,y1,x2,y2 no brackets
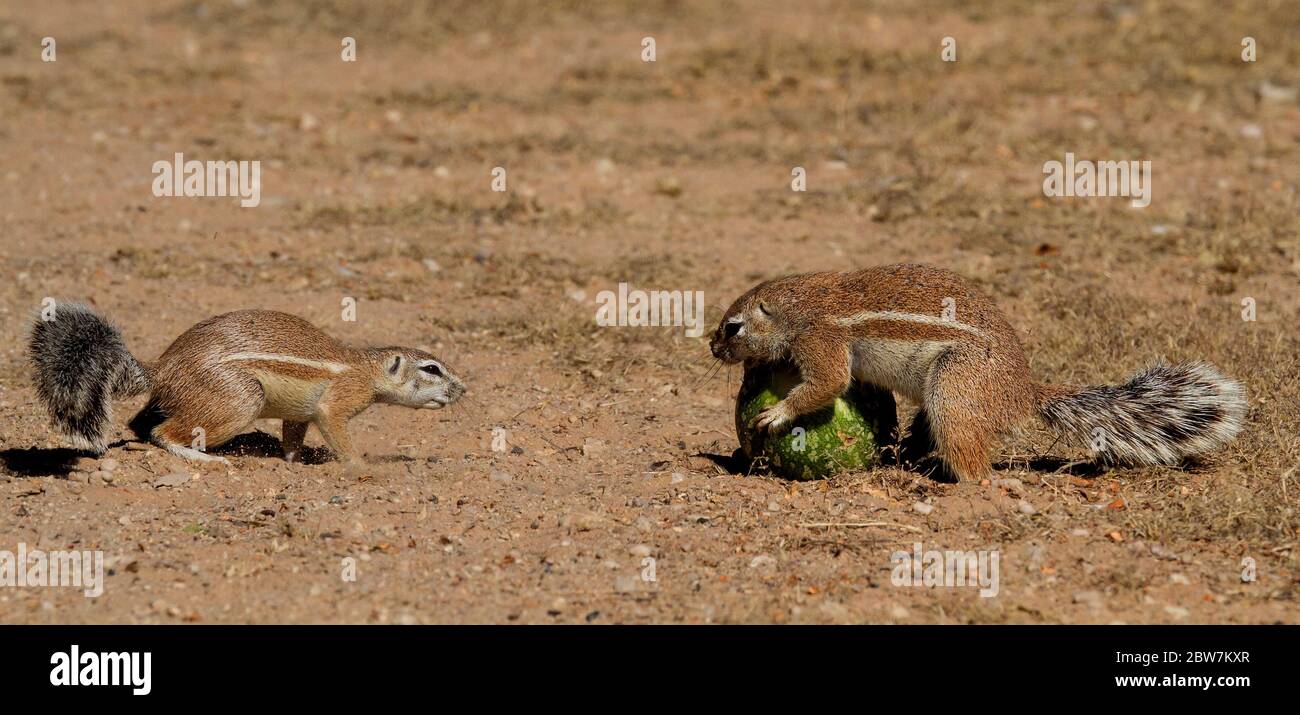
0,1,1296,623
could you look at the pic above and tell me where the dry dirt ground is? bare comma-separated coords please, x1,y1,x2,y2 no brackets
0,1,1296,624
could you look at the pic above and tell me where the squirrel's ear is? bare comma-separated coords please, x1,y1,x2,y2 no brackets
388,354,404,376
757,300,775,317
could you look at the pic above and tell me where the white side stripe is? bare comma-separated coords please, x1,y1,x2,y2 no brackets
220,352,351,374
834,311,990,340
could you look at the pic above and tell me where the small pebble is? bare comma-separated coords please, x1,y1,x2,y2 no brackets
992,477,1024,492
1017,499,1038,515
1026,544,1047,568
152,472,190,488
819,601,849,620
1257,81,1297,103
580,439,605,458
1073,590,1104,608
748,554,776,570
614,575,638,593
911,502,934,515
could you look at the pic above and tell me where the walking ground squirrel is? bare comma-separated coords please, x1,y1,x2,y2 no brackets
28,303,466,467
709,264,1246,482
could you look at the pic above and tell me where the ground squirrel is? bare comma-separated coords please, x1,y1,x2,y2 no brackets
709,264,1246,482
28,303,466,467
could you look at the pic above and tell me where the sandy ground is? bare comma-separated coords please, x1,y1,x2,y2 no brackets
0,1,1297,624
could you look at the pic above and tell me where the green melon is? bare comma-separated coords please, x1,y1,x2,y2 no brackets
735,363,897,480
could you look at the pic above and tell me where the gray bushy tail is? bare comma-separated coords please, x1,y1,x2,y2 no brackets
1038,362,1246,465
28,302,150,454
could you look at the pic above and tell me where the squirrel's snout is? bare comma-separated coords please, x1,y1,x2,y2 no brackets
710,340,741,364
443,378,468,404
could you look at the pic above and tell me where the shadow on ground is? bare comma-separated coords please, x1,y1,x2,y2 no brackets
0,444,118,477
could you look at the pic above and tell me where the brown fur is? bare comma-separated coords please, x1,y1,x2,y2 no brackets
136,310,465,466
710,264,1067,482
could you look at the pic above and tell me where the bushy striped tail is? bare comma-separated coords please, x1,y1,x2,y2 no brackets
28,302,150,454
1037,362,1246,465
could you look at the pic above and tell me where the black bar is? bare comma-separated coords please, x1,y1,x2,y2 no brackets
1,625,1288,702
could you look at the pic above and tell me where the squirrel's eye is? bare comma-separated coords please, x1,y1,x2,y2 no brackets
724,322,742,338
420,363,444,377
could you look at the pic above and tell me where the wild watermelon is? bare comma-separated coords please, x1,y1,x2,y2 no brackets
735,363,898,480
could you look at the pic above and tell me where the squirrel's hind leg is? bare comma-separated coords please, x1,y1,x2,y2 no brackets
925,350,1002,483
146,369,266,465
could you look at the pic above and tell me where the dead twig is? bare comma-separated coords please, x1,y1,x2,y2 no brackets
798,521,923,533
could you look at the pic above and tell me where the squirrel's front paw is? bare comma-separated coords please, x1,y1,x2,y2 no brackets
749,404,793,435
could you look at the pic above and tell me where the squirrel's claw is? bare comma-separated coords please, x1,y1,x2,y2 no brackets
750,404,793,435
